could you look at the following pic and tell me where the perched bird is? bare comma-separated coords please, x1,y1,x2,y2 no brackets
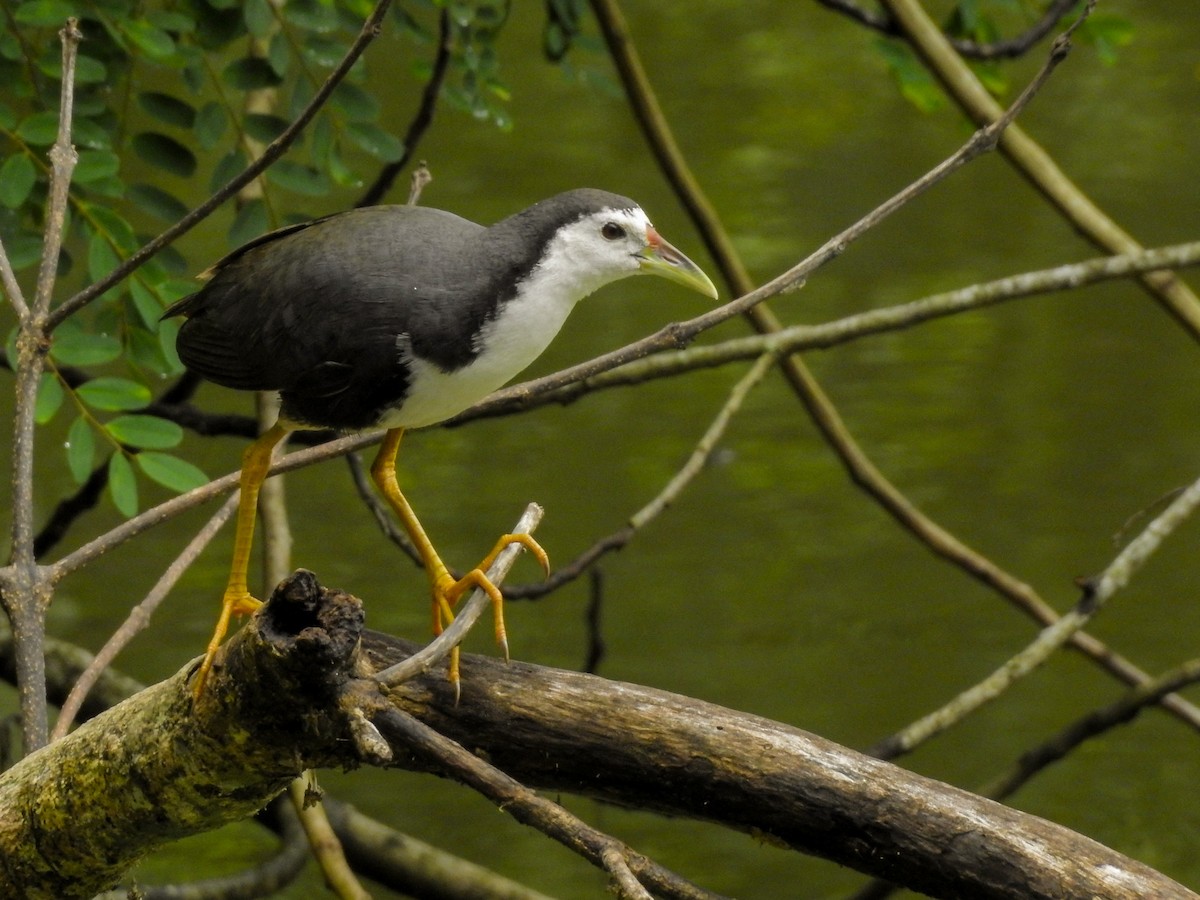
165,188,718,696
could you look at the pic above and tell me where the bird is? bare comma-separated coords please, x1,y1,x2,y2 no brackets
164,188,718,698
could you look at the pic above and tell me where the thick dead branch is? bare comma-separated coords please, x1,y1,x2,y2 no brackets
0,572,1192,900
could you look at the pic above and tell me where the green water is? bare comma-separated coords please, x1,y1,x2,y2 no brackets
7,1,1200,897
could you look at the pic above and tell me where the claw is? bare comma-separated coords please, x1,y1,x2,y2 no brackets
192,588,262,700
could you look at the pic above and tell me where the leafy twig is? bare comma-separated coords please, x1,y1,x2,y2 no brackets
45,0,396,332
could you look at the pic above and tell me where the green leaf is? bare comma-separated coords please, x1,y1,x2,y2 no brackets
283,0,340,33
106,414,183,450
66,415,95,484
138,91,196,128
50,330,122,366
108,453,138,517
223,56,282,90
136,451,209,493
244,112,289,143
876,39,944,113
346,122,404,162
266,159,330,196
327,145,361,188
87,231,121,284
123,19,176,60
4,233,43,270
0,154,37,208
132,132,197,177
1083,13,1135,65
157,317,184,374
15,110,60,145
303,35,346,67
129,278,165,328
127,327,172,377
128,182,189,223
35,373,63,424
267,31,292,78
77,376,152,411
14,0,76,27
229,198,267,247
209,148,247,194
194,102,228,150
88,205,138,252
243,0,275,38
331,82,378,122
72,116,112,150
147,10,197,34
73,149,121,184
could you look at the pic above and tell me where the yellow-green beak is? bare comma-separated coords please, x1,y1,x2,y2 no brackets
636,227,718,299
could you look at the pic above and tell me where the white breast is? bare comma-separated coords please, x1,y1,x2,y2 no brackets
377,206,649,430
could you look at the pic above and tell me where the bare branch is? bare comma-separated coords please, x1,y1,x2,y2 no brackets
372,707,718,900
375,503,544,686
0,233,28,318
869,467,1200,759
880,0,1200,338
50,493,239,741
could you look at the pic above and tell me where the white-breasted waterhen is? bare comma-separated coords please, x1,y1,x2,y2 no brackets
165,188,718,697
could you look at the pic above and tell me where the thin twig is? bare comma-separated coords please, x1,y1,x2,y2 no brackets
47,432,380,583
527,0,1200,736
477,353,774,601
981,657,1200,802
50,493,239,741
849,656,1200,900
3,18,84,755
869,467,1200,759
288,776,371,900
476,6,1076,418
881,0,1200,338
374,503,543,686
534,240,1200,396
371,707,721,900
0,233,28,318
816,0,1078,60
357,6,452,207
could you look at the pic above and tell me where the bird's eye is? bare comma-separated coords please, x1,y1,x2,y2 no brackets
601,222,625,241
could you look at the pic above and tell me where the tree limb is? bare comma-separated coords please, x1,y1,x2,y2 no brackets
2,572,1192,899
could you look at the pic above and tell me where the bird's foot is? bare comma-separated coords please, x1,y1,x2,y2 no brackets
430,532,550,701
192,587,262,700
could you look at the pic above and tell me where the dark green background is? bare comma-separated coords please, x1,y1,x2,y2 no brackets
7,1,1200,896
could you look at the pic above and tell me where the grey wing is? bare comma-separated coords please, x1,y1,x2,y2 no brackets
168,206,485,395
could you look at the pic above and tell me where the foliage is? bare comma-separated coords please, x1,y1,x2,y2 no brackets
0,0,529,518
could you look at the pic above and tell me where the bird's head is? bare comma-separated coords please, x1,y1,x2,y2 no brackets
525,190,718,301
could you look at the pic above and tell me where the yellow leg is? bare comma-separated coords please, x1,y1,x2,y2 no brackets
192,422,291,699
370,428,549,688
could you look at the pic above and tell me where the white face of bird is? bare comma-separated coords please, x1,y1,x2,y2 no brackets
537,206,656,296
539,205,718,301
